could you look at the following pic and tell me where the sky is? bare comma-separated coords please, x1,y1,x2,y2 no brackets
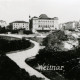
0,0,80,24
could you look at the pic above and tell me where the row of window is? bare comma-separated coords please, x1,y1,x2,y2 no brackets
13,26,29,28
38,25,54,28
13,28,29,30
34,23,54,24
39,21,54,22
34,20,54,23
13,23,28,25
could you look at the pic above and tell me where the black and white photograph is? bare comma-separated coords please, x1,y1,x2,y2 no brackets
0,0,80,80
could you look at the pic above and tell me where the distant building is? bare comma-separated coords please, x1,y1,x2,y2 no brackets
9,21,29,30
0,20,7,27
29,14,59,33
77,20,80,30
59,23,65,30
60,21,79,30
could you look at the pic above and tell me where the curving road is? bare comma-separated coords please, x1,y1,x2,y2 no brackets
1,34,50,80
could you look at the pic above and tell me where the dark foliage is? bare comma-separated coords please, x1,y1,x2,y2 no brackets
26,30,80,80
42,30,68,50
0,27,10,33
65,64,80,80
0,55,43,80
23,30,32,34
27,47,80,65
26,46,80,80
0,38,31,54
11,30,18,34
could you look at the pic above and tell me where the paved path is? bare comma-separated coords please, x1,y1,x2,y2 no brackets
1,34,50,80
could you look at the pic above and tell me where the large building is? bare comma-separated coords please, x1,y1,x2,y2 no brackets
9,21,29,30
29,14,59,33
0,20,7,27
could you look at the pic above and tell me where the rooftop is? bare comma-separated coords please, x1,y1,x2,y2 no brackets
39,14,49,19
11,21,29,23
32,14,58,20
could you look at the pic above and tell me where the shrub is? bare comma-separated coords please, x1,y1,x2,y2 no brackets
0,38,31,55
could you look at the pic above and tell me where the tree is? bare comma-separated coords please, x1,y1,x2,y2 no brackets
43,30,68,51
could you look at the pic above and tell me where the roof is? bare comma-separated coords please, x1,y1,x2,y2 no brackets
65,21,78,24
31,14,59,20
33,16,38,18
39,14,58,20
53,17,58,20
39,14,49,19
11,21,29,23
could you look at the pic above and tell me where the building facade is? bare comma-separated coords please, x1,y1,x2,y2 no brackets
59,21,79,30
29,14,59,33
77,20,80,30
10,21,29,30
0,20,7,27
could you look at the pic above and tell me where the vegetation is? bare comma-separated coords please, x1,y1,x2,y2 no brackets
0,55,43,80
23,30,32,34
39,70,66,80
43,30,68,51
0,38,31,54
11,29,32,34
28,37,44,45
0,38,43,80
26,30,80,80
11,30,18,34
0,27,10,33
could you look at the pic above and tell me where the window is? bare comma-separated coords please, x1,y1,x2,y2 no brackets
39,25,40,27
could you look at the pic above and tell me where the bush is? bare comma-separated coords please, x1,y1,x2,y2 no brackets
0,38,31,55
23,30,32,34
